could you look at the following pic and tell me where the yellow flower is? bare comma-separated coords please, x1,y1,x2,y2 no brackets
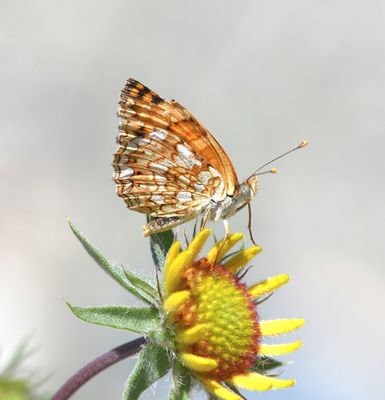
162,229,304,400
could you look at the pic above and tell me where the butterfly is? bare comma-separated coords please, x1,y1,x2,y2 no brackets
113,78,307,239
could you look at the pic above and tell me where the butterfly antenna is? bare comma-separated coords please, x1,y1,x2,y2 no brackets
252,140,308,176
255,167,278,176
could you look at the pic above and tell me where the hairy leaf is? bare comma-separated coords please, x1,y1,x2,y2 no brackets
124,270,158,300
68,219,155,304
122,342,171,400
169,361,191,400
67,303,160,334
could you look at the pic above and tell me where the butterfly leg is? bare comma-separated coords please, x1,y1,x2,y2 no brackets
211,219,230,265
192,219,198,238
247,202,257,245
200,208,211,231
223,219,230,236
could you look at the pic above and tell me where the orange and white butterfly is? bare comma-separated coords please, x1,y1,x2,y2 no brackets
113,78,306,238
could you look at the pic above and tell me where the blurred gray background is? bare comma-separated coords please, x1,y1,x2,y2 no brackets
1,0,384,399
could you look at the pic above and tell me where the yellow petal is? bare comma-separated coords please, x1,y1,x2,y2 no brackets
163,290,190,314
207,233,244,263
229,372,273,391
224,245,262,273
176,323,210,345
164,241,181,274
258,375,296,389
248,274,290,298
259,340,303,356
260,319,305,336
201,378,242,400
164,249,194,295
181,353,218,372
188,228,211,260
230,372,295,390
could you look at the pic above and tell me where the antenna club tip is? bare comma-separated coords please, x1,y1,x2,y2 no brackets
299,140,309,148
271,167,278,174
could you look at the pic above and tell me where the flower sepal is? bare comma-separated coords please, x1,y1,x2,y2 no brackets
67,303,161,334
68,219,158,305
250,355,284,374
123,341,171,400
169,361,191,400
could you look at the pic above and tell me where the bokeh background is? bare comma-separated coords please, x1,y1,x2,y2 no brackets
1,1,384,399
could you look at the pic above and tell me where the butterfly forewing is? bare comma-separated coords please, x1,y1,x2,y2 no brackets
113,79,239,229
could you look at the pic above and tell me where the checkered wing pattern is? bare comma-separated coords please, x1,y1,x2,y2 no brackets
113,78,238,222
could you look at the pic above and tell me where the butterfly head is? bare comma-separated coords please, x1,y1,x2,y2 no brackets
244,174,259,198
216,175,258,220
234,174,259,210
233,175,259,206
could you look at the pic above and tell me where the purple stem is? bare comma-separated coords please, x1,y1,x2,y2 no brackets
51,336,146,400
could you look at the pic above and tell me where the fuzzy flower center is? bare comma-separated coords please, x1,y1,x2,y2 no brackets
176,258,260,381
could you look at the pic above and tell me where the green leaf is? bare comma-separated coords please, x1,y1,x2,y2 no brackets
67,303,160,334
67,219,155,304
0,343,31,377
147,216,174,270
169,361,191,400
251,356,284,373
0,377,30,400
122,342,171,400
124,270,158,300
0,343,45,400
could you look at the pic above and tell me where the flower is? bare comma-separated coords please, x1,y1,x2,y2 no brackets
66,220,304,400
162,229,304,400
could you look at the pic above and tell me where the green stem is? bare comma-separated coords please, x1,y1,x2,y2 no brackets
51,337,146,400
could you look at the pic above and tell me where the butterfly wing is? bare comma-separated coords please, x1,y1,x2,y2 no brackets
113,78,238,223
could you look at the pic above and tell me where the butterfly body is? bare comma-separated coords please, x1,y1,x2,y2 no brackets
113,79,259,236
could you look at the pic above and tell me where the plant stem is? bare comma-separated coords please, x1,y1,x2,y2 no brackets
52,336,146,400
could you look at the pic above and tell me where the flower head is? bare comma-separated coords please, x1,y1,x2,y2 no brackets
67,220,304,400
163,229,304,400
